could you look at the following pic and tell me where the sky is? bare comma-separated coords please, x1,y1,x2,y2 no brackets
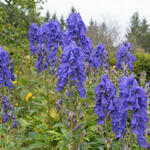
41,0,150,40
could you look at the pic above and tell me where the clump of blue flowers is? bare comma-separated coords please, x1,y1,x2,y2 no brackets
45,19,63,70
29,23,39,55
2,96,17,128
64,12,86,43
119,75,148,148
94,73,148,148
116,42,135,71
94,74,118,125
92,43,109,69
57,41,86,98
64,13,94,66
29,19,63,73
0,46,16,128
0,46,15,89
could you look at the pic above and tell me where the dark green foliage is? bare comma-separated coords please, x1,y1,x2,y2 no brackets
108,51,150,81
70,6,77,14
0,0,44,48
52,13,57,20
133,53,150,81
60,15,66,31
44,10,51,22
126,12,150,53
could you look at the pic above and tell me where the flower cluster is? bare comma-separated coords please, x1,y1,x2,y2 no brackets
57,41,86,98
94,74,118,125
64,13,94,65
35,23,47,73
94,73,148,148
45,19,63,69
64,12,86,42
2,96,17,128
29,20,63,73
116,42,136,71
29,23,39,54
119,75,148,148
92,43,109,69
0,46,15,89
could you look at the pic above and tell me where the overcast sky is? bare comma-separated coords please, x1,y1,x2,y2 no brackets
41,0,150,40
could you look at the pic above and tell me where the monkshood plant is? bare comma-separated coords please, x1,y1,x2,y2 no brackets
116,42,136,75
29,19,63,126
56,40,87,149
29,19,63,73
0,46,17,128
91,43,109,79
94,73,149,149
108,42,136,88
64,12,95,72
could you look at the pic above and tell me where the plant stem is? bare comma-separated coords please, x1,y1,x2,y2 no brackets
69,82,78,150
45,71,51,125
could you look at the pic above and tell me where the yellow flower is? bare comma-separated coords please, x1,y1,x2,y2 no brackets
25,92,32,101
12,81,17,84
26,55,31,63
89,81,92,84
113,66,116,69
15,103,18,107
7,23,11,27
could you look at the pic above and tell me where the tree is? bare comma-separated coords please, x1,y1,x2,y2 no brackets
70,6,77,14
0,0,45,47
126,12,150,52
52,13,57,20
44,10,50,22
86,19,99,46
126,12,141,49
60,15,66,31
87,18,120,50
139,18,149,43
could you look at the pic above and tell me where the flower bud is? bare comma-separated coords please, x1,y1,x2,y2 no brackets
67,122,71,129
83,130,87,137
73,118,77,124
72,112,76,119
79,113,83,120
63,110,66,116
67,115,71,122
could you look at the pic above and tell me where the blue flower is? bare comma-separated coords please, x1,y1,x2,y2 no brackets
66,12,86,40
64,12,94,62
29,19,63,73
2,96,17,128
57,41,86,98
0,46,15,89
29,23,39,54
119,74,148,148
94,74,117,125
92,43,109,69
116,42,135,71
137,136,147,148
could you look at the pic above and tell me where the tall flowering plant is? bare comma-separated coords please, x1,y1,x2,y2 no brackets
64,13,94,67
29,19,63,73
94,73,149,149
57,41,87,149
92,43,109,76
57,41,86,97
119,75,148,148
116,42,136,72
0,46,16,128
